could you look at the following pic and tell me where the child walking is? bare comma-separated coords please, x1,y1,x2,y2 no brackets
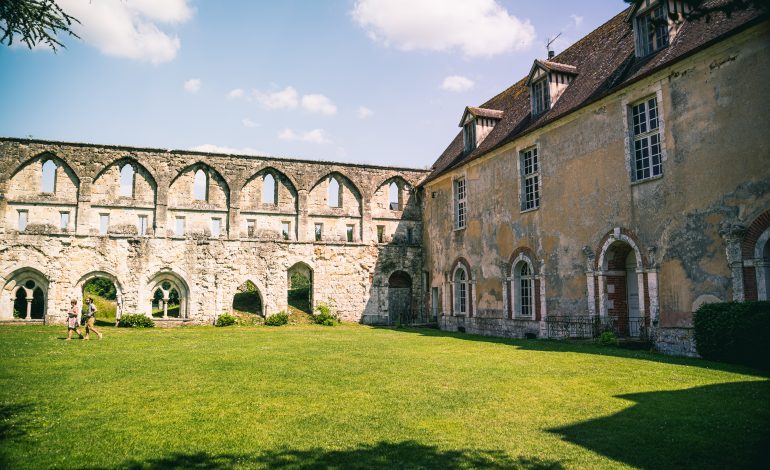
84,297,103,340
66,299,84,340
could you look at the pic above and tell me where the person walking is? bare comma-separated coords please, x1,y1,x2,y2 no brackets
66,299,84,341
84,297,103,340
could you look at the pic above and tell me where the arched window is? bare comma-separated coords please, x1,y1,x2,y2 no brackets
119,164,135,197
262,173,276,205
41,160,57,193
328,177,341,208
193,169,208,201
453,266,468,315
388,181,401,210
514,261,534,318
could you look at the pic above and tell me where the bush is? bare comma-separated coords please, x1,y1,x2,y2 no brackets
694,301,770,370
265,312,289,326
215,314,237,327
312,302,338,326
598,331,618,347
119,314,155,328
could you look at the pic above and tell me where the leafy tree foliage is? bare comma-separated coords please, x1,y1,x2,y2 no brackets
1,0,79,51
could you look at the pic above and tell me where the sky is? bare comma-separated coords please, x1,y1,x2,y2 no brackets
0,0,627,169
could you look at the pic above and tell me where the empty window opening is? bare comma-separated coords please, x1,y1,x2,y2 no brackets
314,223,323,241
12,281,46,320
377,225,385,243
233,280,263,317
282,221,291,240
388,182,401,210
247,219,256,237
81,277,118,323
211,218,222,238
288,263,313,314
18,210,28,231
99,214,110,235
175,217,186,237
119,164,135,197
346,225,354,242
41,160,57,193
328,177,341,208
152,282,180,318
262,174,277,205
407,227,414,244
193,169,208,201
137,215,148,236
60,212,70,231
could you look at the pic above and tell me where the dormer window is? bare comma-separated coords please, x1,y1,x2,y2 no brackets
635,1,669,56
531,78,550,115
459,107,503,153
526,60,577,116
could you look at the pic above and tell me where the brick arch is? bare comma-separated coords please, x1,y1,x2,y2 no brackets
742,208,770,258
507,246,539,276
741,208,770,301
594,227,648,271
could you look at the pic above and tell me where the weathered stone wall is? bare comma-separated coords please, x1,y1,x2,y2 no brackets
0,139,428,325
422,23,770,355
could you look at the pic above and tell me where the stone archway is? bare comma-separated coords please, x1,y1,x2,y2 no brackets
1,268,49,321
288,262,313,314
76,271,124,325
232,280,264,317
599,240,644,337
388,270,412,324
145,271,190,319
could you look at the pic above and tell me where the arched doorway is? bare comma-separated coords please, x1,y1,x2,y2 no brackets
603,241,641,337
146,272,189,319
233,280,263,316
1,268,48,321
287,262,313,314
78,273,123,326
13,282,45,320
388,271,412,324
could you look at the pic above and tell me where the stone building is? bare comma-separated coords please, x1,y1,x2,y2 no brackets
0,139,428,325
421,2,770,355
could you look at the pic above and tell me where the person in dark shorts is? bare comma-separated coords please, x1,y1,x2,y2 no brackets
66,299,84,341
84,297,103,340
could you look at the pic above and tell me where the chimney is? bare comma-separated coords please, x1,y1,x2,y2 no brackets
548,49,555,59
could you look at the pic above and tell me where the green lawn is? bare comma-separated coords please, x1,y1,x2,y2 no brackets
0,325,768,469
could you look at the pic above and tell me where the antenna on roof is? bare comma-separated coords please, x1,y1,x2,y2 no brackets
546,32,562,59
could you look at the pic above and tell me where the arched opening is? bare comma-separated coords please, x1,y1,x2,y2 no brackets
232,281,263,317
388,181,401,210
262,174,276,205
513,261,534,318
193,169,208,201
12,284,45,320
453,266,468,316
41,160,57,193
119,164,135,197
81,276,120,326
328,177,341,208
388,271,412,324
287,263,313,314
603,240,641,337
2,270,49,321
152,281,181,318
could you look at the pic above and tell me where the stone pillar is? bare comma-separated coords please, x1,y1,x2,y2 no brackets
26,296,32,320
582,246,597,318
360,195,373,244
155,183,168,236
163,296,168,319
0,178,8,234
719,222,746,302
76,178,93,235
228,187,240,240
297,189,309,242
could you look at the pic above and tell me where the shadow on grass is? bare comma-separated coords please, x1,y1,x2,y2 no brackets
549,380,770,469
379,326,770,378
0,402,34,468
117,441,562,469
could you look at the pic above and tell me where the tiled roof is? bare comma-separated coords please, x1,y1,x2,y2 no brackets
422,3,766,185
459,106,505,126
534,59,578,75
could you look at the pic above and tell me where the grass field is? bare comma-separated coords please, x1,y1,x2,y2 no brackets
0,324,768,469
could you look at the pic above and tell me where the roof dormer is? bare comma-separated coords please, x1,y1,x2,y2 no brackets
459,106,503,153
627,0,688,57
526,60,577,116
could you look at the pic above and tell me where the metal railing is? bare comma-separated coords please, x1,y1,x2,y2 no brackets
545,315,649,340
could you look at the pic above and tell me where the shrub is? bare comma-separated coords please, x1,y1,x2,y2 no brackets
265,312,289,326
119,314,155,328
312,302,338,326
598,331,618,347
694,301,770,370
215,314,237,327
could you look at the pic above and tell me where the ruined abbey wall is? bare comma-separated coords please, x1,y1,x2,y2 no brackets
0,139,428,325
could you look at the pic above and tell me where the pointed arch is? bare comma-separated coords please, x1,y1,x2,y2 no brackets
8,153,80,201
92,157,158,204
241,166,298,211
145,269,191,319
1,267,50,321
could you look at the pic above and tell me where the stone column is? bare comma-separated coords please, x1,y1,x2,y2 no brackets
0,178,8,234
26,295,32,320
582,246,597,318
228,187,240,241
360,195,373,244
75,178,93,235
297,189,309,242
155,183,168,236
719,222,746,302
163,296,168,319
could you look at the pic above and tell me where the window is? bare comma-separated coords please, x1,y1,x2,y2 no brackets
514,262,534,318
520,147,540,211
314,223,323,241
328,177,341,207
346,225,354,242
377,225,384,243
119,164,135,197
531,78,550,115
137,215,148,236
635,2,668,57
99,214,110,235
246,219,256,237
388,181,401,210
281,221,290,240
463,121,477,152
18,210,28,231
407,227,414,244
175,217,186,237
60,212,70,231
211,218,222,238
453,266,468,315
453,177,467,229
41,160,57,193
193,169,208,201
263,174,276,205
631,96,663,181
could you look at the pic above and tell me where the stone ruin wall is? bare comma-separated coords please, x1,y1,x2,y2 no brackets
0,138,429,325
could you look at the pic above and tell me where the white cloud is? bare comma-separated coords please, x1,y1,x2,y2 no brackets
241,118,259,128
301,94,338,115
351,0,535,57
570,14,584,28
190,144,264,156
227,88,245,100
253,86,299,110
278,128,332,144
58,0,194,63
441,75,474,92
357,106,374,119
183,78,201,94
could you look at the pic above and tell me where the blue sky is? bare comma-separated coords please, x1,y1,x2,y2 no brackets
0,0,626,168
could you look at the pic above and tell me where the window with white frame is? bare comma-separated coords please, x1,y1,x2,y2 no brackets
520,147,540,211
60,212,70,231
513,261,534,318
634,2,669,57
453,266,469,315
531,78,550,115
453,177,467,229
630,96,663,181
18,210,28,231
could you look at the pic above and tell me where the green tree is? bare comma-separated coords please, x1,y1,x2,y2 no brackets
1,0,79,51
